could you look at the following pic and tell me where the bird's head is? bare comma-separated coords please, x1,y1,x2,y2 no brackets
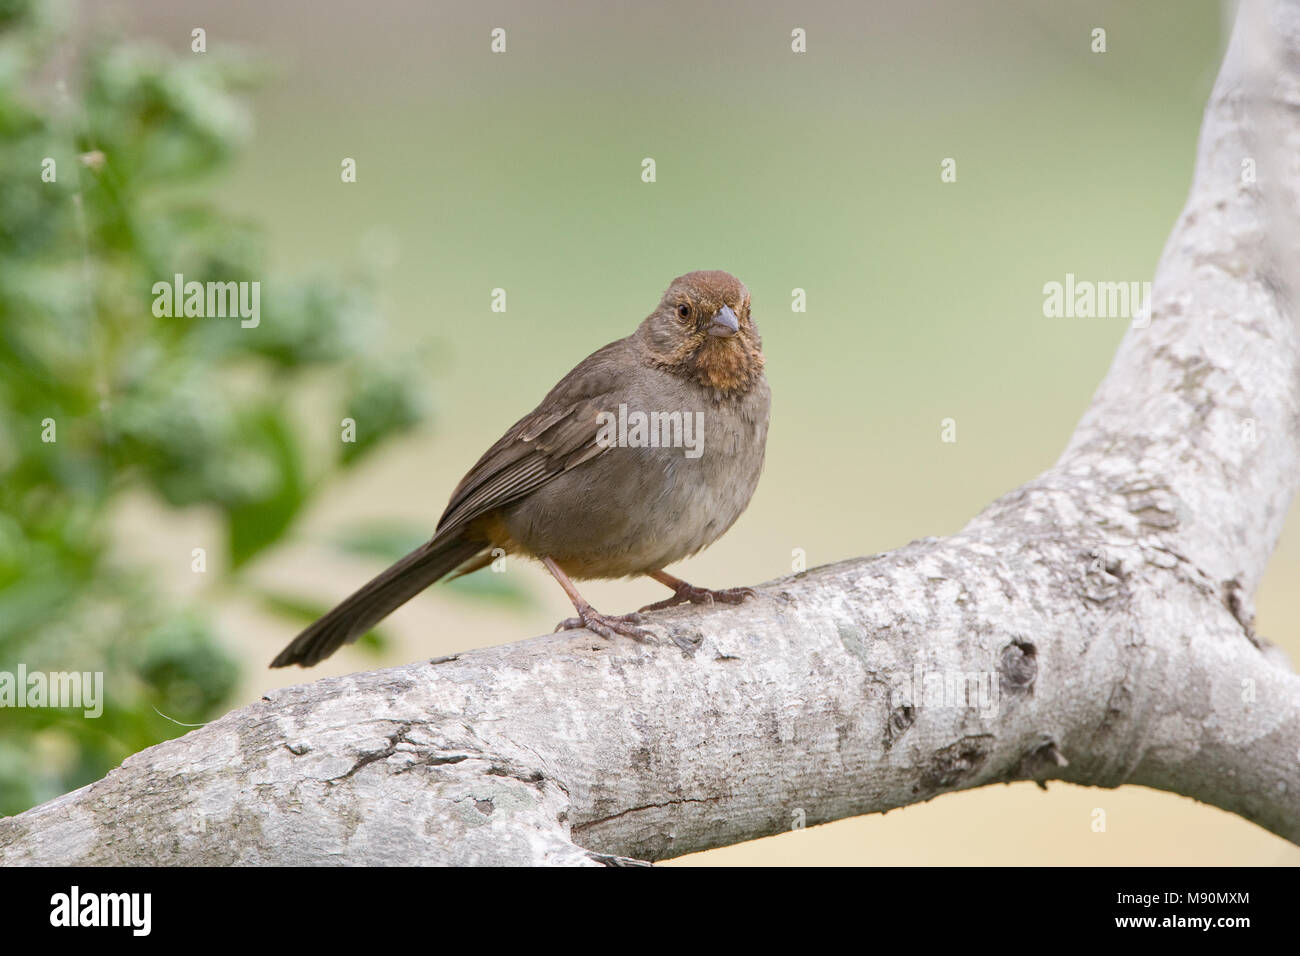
638,270,764,394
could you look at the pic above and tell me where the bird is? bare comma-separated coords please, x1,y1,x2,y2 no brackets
271,270,770,668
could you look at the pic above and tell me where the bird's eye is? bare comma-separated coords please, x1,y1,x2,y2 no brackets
677,303,691,319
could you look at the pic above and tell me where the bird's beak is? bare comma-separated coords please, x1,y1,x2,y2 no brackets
709,305,740,337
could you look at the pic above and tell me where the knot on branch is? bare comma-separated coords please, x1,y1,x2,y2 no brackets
1014,739,1070,790
998,640,1037,696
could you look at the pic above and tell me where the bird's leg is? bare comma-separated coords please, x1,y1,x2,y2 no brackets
543,557,653,641
638,570,757,612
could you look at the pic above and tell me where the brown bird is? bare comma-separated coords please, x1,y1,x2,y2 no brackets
271,270,769,668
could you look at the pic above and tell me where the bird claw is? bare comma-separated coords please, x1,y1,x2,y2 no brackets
709,586,758,605
638,584,757,613
556,609,652,642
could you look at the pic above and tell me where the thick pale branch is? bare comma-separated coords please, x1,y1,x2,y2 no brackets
2,0,1299,864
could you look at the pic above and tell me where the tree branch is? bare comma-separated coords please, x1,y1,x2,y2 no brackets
3,0,1299,865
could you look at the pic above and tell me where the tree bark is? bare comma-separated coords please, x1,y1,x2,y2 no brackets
3,0,1299,865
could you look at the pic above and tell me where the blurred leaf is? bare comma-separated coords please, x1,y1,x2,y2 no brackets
254,590,389,656
340,366,428,466
331,524,426,563
225,411,307,568
133,614,239,720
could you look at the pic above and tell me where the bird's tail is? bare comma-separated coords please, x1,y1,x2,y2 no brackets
270,534,487,668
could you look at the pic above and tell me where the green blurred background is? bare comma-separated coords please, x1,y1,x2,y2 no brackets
3,0,1297,863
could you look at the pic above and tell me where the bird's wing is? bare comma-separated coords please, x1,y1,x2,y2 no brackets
433,340,630,539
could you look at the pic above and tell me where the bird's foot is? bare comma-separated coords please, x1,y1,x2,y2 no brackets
639,583,757,613
555,607,653,642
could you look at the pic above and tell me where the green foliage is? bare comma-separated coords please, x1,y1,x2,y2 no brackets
0,1,428,813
